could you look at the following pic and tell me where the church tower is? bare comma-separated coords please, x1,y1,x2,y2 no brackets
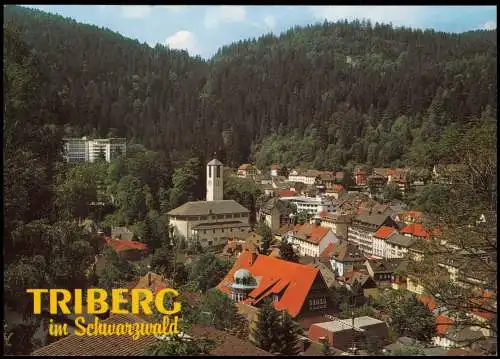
207,158,223,201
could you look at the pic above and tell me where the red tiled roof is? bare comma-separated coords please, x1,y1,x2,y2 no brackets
436,315,454,336
217,251,320,318
292,223,330,245
271,164,281,170
319,243,336,258
374,226,397,240
418,295,438,312
279,190,297,197
401,223,429,238
105,237,148,253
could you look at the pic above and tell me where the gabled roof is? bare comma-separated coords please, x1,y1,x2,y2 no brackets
168,200,250,216
319,243,336,258
217,251,321,318
105,237,148,253
354,213,392,228
386,233,415,248
270,164,281,170
291,223,331,245
374,226,397,240
330,242,365,262
365,258,401,273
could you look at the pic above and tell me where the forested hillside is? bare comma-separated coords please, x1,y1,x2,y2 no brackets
4,5,497,170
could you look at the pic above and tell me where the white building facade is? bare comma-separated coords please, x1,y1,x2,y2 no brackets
280,196,336,215
63,137,126,163
288,223,340,258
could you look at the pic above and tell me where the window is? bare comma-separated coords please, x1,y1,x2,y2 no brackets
222,229,224,233
216,165,221,178
213,229,215,234
208,241,213,246
203,230,206,234
209,166,212,178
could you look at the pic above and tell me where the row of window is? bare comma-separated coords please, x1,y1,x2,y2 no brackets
309,297,327,311
199,227,248,235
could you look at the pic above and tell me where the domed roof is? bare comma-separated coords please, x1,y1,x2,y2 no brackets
234,268,252,281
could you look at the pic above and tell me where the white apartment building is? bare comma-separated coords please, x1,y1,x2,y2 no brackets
280,195,336,215
288,222,340,258
63,137,126,163
63,137,89,163
348,214,398,256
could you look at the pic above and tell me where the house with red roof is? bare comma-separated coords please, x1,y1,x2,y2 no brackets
288,223,340,258
104,236,148,260
401,223,430,239
238,163,258,178
432,315,487,350
216,251,331,326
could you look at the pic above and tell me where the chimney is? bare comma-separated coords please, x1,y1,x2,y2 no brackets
148,272,152,286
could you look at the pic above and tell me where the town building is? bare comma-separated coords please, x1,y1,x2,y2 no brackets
237,164,258,178
354,168,367,186
270,164,281,177
311,212,352,239
364,259,402,288
280,195,336,215
385,233,415,259
308,316,389,352
372,226,398,258
258,197,294,233
326,241,366,278
168,158,251,248
348,214,398,256
217,251,332,323
288,222,341,258
288,170,335,185
63,137,126,163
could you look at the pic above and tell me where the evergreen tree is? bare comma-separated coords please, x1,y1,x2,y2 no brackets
279,241,299,263
275,311,302,355
256,221,273,255
252,299,281,353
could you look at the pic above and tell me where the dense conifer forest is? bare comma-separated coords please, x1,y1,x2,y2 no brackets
4,5,497,170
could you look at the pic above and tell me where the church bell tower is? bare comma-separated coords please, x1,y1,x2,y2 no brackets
207,158,223,201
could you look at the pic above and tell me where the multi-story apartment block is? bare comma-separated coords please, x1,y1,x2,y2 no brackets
63,137,126,163
63,137,89,163
280,195,336,215
348,213,398,256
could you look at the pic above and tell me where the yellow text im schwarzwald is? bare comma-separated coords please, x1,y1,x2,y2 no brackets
27,288,182,340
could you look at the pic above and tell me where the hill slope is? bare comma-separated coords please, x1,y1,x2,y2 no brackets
4,5,497,168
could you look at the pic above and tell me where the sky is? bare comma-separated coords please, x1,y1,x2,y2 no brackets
19,5,497,59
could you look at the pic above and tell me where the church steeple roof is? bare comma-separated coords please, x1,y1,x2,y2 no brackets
208,158,223,166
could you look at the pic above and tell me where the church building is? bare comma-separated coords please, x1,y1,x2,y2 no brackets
168,158,252,248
